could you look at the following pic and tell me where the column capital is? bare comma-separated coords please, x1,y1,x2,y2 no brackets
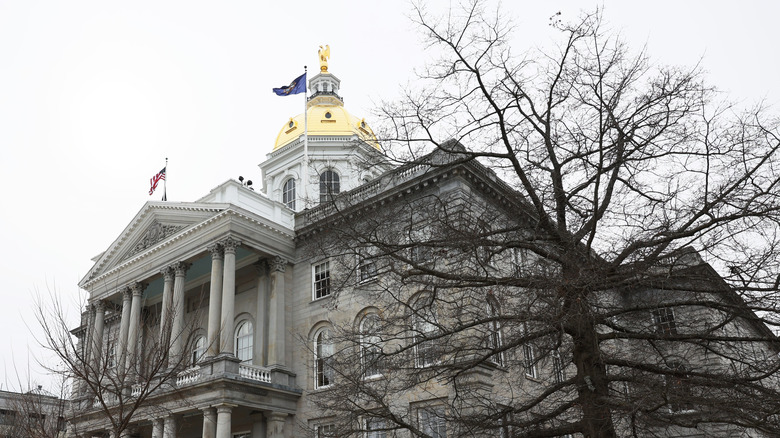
171,261,191,277
130,282,147,297
271,256,287,273
266,411,287,422
254,259,270,277
214,403,237,414
220,237,241,254
160,266,175,281
91,300,106,313
122,287,133,302
208,243,224,260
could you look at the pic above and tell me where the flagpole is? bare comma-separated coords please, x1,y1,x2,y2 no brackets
163,157,168,201
302,65,309,209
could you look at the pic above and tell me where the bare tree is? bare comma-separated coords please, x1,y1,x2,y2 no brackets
35,289,202,438
299,3,780,437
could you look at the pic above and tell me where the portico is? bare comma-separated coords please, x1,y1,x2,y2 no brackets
72,182,298,438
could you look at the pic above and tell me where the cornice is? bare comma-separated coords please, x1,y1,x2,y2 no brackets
295,157,532,240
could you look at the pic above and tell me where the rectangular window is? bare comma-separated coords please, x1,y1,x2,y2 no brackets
523,344,538,379
418,407,446,438
652,307,677,335
313,261,331,299
316,424,335,438
552,351,565,384
358,254,377,283
413,303,440,368
498,411,513,438
365,417,387,438
0,409,17,425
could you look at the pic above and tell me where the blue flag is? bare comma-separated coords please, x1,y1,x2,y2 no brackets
273,73,306,96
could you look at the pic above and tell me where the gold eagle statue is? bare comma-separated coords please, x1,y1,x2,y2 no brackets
318,45,330,72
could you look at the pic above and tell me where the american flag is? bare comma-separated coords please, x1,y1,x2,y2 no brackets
149,167,166,196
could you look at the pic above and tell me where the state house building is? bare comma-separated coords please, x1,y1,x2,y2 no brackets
69,54,777,438
71,60,397,438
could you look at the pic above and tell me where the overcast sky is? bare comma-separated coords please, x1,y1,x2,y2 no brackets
0,0,777,392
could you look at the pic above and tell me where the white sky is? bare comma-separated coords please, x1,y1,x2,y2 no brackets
0,0,777,392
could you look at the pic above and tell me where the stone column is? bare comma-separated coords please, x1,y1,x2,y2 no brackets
215,405,234,438
83,304,95,371
125,282,146,374
90,301,105,370
206,244,224,357
163,415,177,438
201,407,217,438
219,238,240,355
268,257,286,367
254,260,270,365
266,412,287,438
170,261,191,364
159,267,175,347
116,288,132,375
152,418,164,438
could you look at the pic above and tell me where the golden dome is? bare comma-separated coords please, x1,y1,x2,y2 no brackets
273,98,379,151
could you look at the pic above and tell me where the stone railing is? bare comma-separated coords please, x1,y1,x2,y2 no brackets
176,366,201,386
239,363,272,383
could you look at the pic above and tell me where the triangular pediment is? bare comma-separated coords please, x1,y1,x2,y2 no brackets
80,201,229,287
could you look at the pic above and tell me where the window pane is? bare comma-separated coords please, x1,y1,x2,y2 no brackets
235,321,253,361
361,314,383,377
319,170,340,203
419,407,446,438
316,330,333,388
282,178,296,210
414,302,439,368
652,307,677,335
314,262,331,299
192,335,206,365
366,417,387,438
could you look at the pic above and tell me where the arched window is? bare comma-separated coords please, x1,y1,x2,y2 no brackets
282,178,296,210
234,321,253,362
319,170,340,203
486,300,504,366
314,328,333,388
413,295,439,368
191,335,206,365
360,314,383,378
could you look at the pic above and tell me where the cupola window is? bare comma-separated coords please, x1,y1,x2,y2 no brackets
282,178,296,210
319,170,340,203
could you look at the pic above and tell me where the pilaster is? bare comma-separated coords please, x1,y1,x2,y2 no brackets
268,256,286,367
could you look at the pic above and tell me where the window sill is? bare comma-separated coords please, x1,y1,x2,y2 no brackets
358,276,378,285
311,294,333,304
